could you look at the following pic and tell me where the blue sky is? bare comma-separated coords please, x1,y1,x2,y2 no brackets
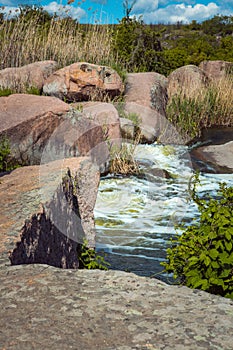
0,0,233,24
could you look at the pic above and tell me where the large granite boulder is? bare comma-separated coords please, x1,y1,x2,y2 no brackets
0,157,99,268
122,73,171,143
0,94,70,164
167,64,209,98
199,60,233,80
118,102,184,144
43,62,124,102
81,102,122,146
125,72,168,115
0,94,107,168
0,60,58,92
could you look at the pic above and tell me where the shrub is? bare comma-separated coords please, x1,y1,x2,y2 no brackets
108,126,142,176
0,135,11,172
112,15,162,73
25,85,41,95
109,142,140,175
78,239,110,270
162,173,233,299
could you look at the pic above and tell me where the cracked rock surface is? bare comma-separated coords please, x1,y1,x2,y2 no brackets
1,264,233,350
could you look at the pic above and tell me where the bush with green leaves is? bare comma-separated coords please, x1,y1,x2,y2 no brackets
78,239,110,270
0,135,11,172
112,15,163,73
162,174,233,299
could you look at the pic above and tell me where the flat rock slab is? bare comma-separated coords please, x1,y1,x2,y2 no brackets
0,264,233,350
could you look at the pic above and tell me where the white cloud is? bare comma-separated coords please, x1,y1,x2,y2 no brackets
133,2,222,24
0,1,87,21
44,1,86,20
0,0,13,4
132,0,159,13
0,5,19,16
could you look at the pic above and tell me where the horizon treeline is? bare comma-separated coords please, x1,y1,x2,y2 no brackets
0,5,233,76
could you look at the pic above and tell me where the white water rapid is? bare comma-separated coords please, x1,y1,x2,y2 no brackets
94,142,233,282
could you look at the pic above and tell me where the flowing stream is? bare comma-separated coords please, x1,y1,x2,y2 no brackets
94,142,233,282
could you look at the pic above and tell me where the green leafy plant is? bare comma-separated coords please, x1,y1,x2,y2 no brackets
112,14,163,73
162,173,233,299
0,135,11,172
0,88,13,97
25,85,41,95
79,239,110,270
0,135,21,172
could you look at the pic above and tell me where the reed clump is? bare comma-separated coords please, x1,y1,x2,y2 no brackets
108,132,141,175
166,74,233,142
0,7,115,70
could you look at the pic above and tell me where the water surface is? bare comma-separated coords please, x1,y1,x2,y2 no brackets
94,142,233,282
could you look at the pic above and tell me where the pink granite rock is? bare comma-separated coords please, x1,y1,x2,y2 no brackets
0,94,107,168
199,60,233,81
0,157,99,267
43,62,124,102
0,61,58,92
167,64,209,98
125,72,168,115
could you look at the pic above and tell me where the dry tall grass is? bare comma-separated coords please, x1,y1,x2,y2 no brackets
166,74,233,142
108,132,141,175
0,10,115,69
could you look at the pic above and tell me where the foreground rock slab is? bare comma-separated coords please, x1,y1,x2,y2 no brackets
0,264,233,350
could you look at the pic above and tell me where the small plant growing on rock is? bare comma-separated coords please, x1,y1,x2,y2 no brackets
162,173,233,299
0,135,11,172
25,85,41,95
79,239,110,270
0,88,13,97
109,138,140,176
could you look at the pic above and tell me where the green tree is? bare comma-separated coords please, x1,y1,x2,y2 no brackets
112,16,162,72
